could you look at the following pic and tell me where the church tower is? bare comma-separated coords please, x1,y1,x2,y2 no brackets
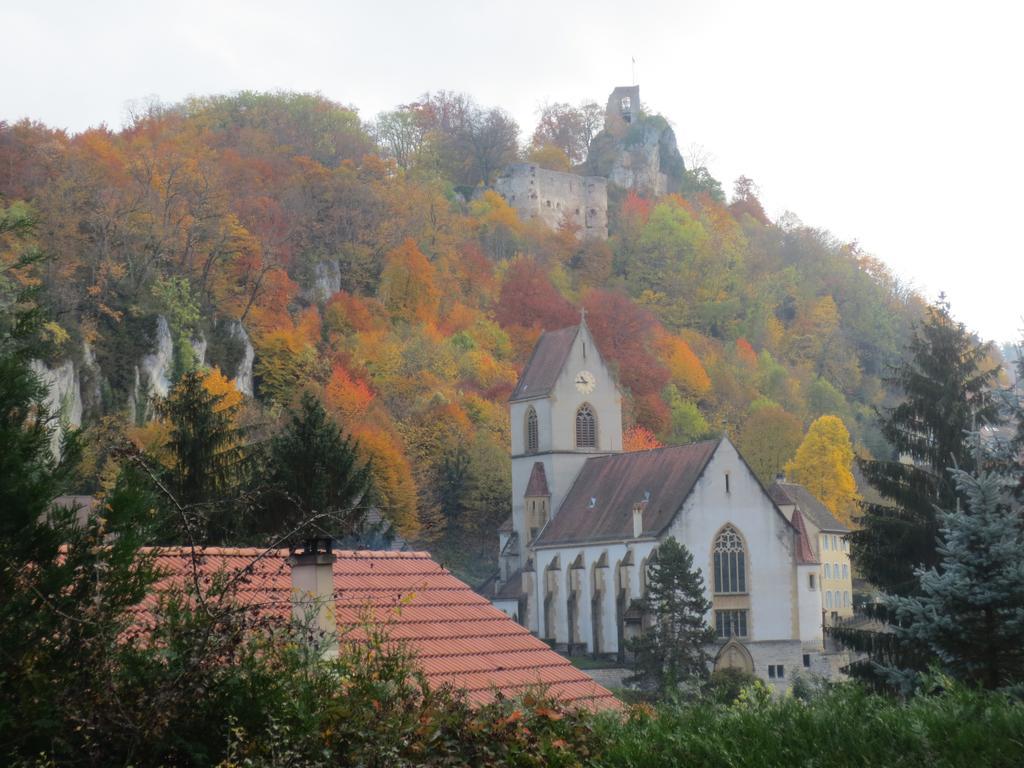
507,314,623,573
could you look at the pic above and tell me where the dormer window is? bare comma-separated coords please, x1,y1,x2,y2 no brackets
575,404,597,448
526,407,539,454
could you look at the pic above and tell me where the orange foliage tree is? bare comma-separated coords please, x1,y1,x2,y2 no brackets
324,364,374,425
379,238,440,323
623,425,663,453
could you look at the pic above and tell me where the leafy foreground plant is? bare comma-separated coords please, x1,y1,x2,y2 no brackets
591,681,1024,768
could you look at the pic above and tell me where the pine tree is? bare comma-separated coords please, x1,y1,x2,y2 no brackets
628,537,714,694
854,300,1002,595
261,391,372,539
157,370,249,542
883,465,1024,690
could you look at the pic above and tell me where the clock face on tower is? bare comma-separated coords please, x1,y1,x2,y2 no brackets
575,370,597,394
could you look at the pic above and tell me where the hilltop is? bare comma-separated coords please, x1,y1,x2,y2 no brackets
0,89,929,579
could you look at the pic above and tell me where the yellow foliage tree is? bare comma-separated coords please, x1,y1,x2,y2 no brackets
201,366,243,413
353,426,420,539
378,238,440,323
785,415,859,527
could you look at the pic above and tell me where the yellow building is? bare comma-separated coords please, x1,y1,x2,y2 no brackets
769,481,854,620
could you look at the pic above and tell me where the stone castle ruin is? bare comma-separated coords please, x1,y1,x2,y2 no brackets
493,86,685,240
494,164,609,238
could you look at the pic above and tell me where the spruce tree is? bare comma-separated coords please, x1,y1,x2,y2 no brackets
854,300,1002,595
261,391,372,539
884,466,1024,690
628,537,714,694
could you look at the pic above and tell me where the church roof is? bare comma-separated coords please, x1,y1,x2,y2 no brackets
769,481,849,533
136,548,618,711
524,461,551,497
509,324,579,402
790,508,819,565
534,440,721,546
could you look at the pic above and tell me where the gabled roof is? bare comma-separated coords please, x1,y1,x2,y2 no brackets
509,325,579,402
138,548,617,710
524,462,551,497
769,481,849,533
790,508,819,565
534,440,720,547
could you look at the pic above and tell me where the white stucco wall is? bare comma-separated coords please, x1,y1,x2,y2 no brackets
666,439,797,643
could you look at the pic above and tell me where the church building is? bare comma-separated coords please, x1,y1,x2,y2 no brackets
486,317,842,688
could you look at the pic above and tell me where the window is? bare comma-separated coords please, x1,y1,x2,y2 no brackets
715,609,748,638
809,573,816,589
725,472,731,494
832,535,838,550
822,535,829,551
575,404,596,448
713,525,747,593
824,563,831,579
843,591,850,607
525,407,539,454
825,591,833,609
803,654,811,668
768,664,785,679
842,564,849,580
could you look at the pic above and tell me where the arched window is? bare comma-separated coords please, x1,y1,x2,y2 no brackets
575,404,597,448
526,407,539,454
824,563,832,579
713,525,747,594
826,591,833,610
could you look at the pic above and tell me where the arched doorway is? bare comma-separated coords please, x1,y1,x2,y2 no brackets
714,638,754,675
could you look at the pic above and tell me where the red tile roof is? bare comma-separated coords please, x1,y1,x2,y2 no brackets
524,461,551,497
790,508,819,565
535,440,720,546
510,325,578,402
138,547,618,711
769,481,848,533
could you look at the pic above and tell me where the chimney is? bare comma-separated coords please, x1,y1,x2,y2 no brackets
632,502,646,538
288,537,338,657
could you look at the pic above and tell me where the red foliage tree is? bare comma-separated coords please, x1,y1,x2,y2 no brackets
494,256,576,332
582,289,668,398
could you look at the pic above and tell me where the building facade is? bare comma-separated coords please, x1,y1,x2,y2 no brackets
487,319,848,689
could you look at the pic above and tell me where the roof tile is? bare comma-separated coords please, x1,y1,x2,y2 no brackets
136,547,617,710
536,440,720,546
509,325,578,402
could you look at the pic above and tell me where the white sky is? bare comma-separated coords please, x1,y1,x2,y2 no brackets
3,0,1021,344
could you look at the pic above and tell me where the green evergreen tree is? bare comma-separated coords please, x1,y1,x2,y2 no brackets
854,300,1002,595
260,391,372,539
628,537,714,695
157,370,249,542
0,302,160,757
883,465,1024,690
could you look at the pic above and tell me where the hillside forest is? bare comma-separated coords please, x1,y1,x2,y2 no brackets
0,91,954,580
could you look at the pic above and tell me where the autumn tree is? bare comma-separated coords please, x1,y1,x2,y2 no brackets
583,289,668,398
738,405,803,485
494,256,576,332
785,415,858,527
624,425,663,453
531,102,599,166
379,238,440,323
